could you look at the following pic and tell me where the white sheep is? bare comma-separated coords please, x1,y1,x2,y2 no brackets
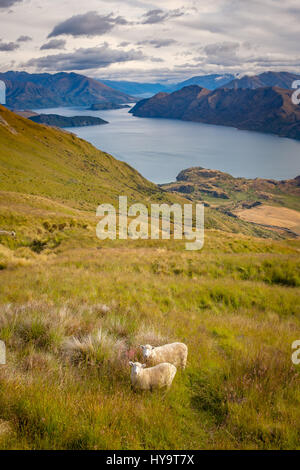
129,361,177,391
140,342,188,369
0,230,16,238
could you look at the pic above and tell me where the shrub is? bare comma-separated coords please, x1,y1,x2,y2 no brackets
30,239,47,254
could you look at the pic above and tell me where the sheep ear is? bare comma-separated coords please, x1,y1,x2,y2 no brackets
140,345,143,349
142,364,147,368
129,361,133,366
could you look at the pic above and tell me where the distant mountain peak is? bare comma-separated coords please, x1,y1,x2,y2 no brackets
100,74,234,98
223,71,300,90
0,71,136,109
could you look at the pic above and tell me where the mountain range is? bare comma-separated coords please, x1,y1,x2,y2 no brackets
0,71,135,109
224,71,300,90
99,80,169,98
130,84,300,140
172,74,235,91
100,72,300,98
100,74,235,97
2,70,300,110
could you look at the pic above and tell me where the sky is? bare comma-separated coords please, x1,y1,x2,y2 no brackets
0,0,299,82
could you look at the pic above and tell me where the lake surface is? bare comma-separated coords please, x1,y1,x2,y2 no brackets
34,106,300,184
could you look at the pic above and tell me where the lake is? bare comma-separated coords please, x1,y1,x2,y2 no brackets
34,106,300,184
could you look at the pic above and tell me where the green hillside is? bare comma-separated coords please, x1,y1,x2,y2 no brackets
0,105,280,240
0,105,170,209
0,106,299,450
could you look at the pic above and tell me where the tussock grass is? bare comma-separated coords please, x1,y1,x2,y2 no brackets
0,230,299,450
62,329,127,370
134,325,170,348
0,166,299,450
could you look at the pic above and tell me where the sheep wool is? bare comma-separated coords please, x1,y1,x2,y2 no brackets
129,362,177,391
141,342,188,369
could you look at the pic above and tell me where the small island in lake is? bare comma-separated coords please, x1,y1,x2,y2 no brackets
90,103,131,111
29,114,108,128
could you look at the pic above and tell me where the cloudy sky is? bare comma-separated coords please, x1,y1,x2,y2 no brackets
0,0,299,82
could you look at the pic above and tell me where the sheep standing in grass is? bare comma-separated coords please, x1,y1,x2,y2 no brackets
141,342,188,369
0,230,16,238
129,362,177,391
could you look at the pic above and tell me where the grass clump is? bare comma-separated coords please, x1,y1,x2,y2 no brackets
62,329,127,369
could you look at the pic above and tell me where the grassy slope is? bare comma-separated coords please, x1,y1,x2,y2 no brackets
0,105,279,240
0,105,172,208
0,108,299,450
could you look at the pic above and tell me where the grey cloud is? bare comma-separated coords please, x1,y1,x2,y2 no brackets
138,39,177,48
202,41,240,66
150,57,164,63
204,41,239,57
40,39,66,50
142,8,184,24
97,64,206,83
48,11,128,38
0,0,22,7
0,40,19,51
17,35,32,42
25,44,145,71
287,7,300,17
242,55,300,67
196,37,300,69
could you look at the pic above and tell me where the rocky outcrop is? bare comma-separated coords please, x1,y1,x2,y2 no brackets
161,166,300,203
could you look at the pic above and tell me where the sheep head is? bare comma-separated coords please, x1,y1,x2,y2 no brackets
129,361,146,375
140,344,154,359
